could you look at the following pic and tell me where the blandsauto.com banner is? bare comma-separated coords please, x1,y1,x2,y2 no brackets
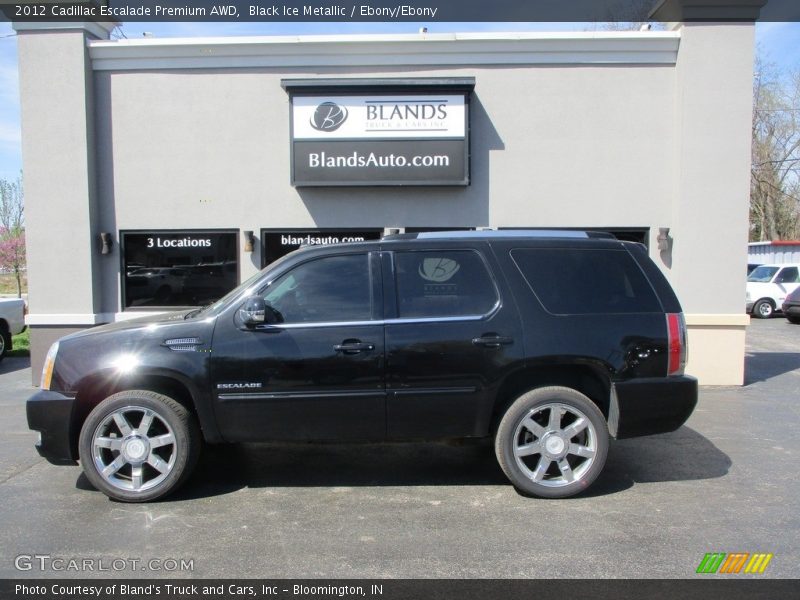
289,92,469,186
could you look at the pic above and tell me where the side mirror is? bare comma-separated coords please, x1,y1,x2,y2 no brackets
238,296,267,327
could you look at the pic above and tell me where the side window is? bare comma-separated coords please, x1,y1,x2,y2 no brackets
262,254,372,323
511,248,662,314
394,250,497,318
775,267,799,284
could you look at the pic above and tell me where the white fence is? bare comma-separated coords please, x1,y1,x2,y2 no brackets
748,242,800,264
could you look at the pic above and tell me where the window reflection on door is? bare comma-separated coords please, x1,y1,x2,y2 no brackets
262,254,373,323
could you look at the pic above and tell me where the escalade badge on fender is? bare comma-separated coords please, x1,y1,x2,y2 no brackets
217,382,263,390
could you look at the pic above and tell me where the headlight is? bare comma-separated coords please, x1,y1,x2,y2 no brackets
746,291,751,301
40,341,59,390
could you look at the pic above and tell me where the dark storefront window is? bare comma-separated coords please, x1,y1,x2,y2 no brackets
261,228,383,268
403,227,474,234
121,230,239,309
604,229,649,246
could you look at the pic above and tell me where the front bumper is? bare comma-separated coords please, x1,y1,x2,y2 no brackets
746,302,754,313
27,390,78,465
782,304,800,317
610,375,698,439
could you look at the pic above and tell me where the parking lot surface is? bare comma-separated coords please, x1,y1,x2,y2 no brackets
1,318,798,578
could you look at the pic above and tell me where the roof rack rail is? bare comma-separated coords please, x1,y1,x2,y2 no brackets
381,229,617,241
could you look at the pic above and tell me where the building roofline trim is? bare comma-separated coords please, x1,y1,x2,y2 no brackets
87,31,681,71
281,77,477,93
14,20,117,40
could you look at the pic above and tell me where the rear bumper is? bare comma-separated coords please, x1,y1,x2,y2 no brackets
27,390,78,465
610,375,698,439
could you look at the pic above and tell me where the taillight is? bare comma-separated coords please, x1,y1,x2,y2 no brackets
666,313,687,376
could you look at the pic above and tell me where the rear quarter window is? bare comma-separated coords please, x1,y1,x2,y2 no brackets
511,248,662,315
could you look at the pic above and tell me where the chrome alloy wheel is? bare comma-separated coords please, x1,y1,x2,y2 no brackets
91,405,177,493
513,402,598,488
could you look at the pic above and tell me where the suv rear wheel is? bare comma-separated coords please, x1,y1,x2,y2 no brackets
78,390,201,502
495,386,609,498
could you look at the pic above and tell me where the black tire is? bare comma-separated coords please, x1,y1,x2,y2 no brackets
78,390,201,502
787,316,800,325
0,325,10,362
495,386,609,499
752,299,774,319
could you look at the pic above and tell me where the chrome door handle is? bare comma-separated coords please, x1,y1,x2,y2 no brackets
472,335,514,349
334,342,375,354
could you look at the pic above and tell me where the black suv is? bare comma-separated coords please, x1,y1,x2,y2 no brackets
28,231,697,502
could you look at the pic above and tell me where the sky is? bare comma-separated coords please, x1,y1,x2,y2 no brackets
0,19,798,181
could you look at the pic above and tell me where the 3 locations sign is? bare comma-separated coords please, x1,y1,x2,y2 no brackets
284,79,472,186
121,231,238,309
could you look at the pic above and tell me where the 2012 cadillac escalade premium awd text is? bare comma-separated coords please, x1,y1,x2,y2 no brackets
28,231,697,502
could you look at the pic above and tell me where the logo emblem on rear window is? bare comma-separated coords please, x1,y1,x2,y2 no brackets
418,258,460,282
310,102,348,132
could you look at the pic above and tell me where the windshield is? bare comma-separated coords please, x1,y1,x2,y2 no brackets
190,252,298,318
192,271,262,318
747,266,779,283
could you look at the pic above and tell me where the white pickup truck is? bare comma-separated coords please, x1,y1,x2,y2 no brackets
0,297,26,360
746,264,800,318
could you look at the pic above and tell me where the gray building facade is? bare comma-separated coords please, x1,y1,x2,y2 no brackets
15,7,758,385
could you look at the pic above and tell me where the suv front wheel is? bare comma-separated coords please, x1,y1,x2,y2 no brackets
78,390,201,502
495,386,609,498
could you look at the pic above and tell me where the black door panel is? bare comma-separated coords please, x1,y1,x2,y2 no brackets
212,323,385,441
384,245,523,439
211,252,386,442
385,319,519,438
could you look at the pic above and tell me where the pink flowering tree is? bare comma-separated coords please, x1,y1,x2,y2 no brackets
0,174,25,298
0,228,25,298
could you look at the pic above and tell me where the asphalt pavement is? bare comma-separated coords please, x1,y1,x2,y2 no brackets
0,318,798,578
